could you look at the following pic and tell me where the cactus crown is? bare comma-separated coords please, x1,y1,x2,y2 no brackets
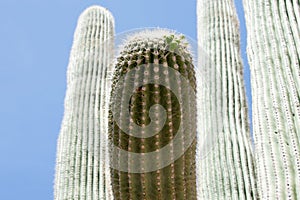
117,29,192,62
113,29,196,89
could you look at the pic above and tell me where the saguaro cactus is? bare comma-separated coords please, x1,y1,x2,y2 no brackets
197,0,257,199
243,0,300,199
54,6,114,200
108,29,198,199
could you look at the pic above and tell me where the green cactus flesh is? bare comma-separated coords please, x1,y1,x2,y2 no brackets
108,30,197,200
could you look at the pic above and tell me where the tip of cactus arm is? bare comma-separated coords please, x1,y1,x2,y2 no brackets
81,5,111,15
78,5,114,24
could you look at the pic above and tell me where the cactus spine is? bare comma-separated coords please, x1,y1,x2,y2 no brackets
54,6,114,200
243,0,300,199
197,0,257,199
108,29,197,200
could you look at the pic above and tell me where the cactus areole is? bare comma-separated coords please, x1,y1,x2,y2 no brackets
108,29,198,200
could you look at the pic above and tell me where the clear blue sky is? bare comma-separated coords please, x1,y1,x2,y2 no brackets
0,0,251,199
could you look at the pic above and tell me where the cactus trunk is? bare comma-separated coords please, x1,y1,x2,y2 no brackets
243,0,300,199
108,30,198,200
54,6,115,200
196,0,258,199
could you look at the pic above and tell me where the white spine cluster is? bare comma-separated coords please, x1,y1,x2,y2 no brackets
243,0,300,199
54,6,115,200
197,0,257,199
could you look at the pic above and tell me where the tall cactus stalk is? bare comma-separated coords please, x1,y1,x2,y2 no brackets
243,0,300,199
108,29,198,200
197,0,257,199
54,6,115,200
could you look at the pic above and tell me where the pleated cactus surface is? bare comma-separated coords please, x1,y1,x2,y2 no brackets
197,0,257,199
108,29,198,200
243,0,300,199
54,6,115,200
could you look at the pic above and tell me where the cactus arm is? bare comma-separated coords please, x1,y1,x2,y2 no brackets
54,6,115,200
197,0,258,199
243,0,300,199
